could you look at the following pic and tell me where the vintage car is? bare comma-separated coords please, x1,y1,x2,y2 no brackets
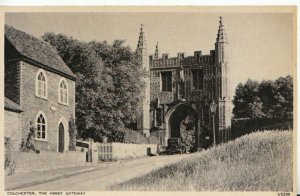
166,138,186,155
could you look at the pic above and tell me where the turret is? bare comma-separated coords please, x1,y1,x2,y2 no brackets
215,16,230,99
214,17,232,143
136,24,149,70
136,24,151,136
154,42,159,59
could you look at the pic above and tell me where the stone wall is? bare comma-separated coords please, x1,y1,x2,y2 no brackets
112,143,158,159
5,110,21,150
97,143,158,161
14,150,86,173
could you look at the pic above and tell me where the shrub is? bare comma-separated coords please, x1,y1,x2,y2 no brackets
69,115,77,151
20,125,36,152
5,137,15,176
180,115,196,151
107,129,125,142
231,118,293,139
122,129,159,144
123,129,148,144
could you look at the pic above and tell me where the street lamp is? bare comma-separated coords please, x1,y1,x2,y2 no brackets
210,100,217,147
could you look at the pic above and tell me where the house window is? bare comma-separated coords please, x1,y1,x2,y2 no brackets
58,78,68,105
161,71,172,92
192,69,203,90
36,112,47,140
36,70,47,99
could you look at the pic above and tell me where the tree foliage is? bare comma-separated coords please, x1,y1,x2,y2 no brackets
233,76,293,119
69,115,77,151
42,33,144,142
180,115,196,151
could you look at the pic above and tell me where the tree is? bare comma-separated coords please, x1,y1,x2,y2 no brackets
180,115,196,151
69,115,77,151
42,33,144,142
258,80,277,118
233,79,263,118
272,75,293,119
233,75,293,119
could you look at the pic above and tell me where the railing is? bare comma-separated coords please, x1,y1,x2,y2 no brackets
98,142,113,161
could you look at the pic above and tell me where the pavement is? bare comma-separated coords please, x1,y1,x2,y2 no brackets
5,153,192,191
5,158,133,191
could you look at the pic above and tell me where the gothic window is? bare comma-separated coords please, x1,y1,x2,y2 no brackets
161,71,172,92
36,69,47,99
192,69,203,90
36,111,47,140
156,108,162,126
58,78,68,105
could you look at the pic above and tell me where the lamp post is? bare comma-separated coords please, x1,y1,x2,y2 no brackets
210,100,217,147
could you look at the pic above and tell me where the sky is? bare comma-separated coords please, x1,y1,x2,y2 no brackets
5,11,295,96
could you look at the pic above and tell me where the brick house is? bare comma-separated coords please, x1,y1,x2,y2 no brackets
5,25,76,152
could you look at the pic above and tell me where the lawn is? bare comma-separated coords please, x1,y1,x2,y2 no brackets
110,130,293,191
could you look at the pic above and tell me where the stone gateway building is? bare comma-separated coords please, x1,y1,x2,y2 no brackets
136,17,232,149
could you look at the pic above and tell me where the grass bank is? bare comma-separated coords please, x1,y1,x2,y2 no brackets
110,130,292,191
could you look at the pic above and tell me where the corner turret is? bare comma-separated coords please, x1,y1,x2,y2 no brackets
136,24,151,136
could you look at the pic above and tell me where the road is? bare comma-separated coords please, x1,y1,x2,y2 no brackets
18,154,192,191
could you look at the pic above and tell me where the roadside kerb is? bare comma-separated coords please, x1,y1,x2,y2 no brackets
5,157,141,191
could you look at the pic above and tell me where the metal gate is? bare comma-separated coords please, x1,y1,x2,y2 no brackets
98,143,112,161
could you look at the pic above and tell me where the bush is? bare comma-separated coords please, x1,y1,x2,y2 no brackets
231,118,293,139
180,115,196,151
20,125,36,152
69,116,77,151
122,129,159,144
107,129,125,142
5,137,15,176
123,129,148,144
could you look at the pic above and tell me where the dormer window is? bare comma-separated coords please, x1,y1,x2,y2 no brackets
36,69,48,99
58,78,68,105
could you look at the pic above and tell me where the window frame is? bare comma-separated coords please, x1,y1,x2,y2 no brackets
35,69,48,99
160,71,172,92
191,69,204,90
58,78,69,106
35,111,47,141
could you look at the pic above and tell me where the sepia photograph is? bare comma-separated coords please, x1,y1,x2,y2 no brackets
1,6,296,195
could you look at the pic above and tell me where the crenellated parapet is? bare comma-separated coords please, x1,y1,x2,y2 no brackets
149,50,216,69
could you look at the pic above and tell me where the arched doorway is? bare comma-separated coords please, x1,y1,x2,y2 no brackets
58,123,64,152
165,103,199,150
57,116,70,153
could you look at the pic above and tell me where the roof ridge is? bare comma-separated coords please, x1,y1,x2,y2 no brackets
5,24,76,80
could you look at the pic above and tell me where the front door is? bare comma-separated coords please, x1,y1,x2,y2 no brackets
58,123,64,152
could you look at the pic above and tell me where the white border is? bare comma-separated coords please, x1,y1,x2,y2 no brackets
0,0,298,6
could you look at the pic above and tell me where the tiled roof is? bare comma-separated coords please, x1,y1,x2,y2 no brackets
5,24,76,79
5,97,22,113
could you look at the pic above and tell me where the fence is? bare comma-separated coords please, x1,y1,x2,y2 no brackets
98,142,113,161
